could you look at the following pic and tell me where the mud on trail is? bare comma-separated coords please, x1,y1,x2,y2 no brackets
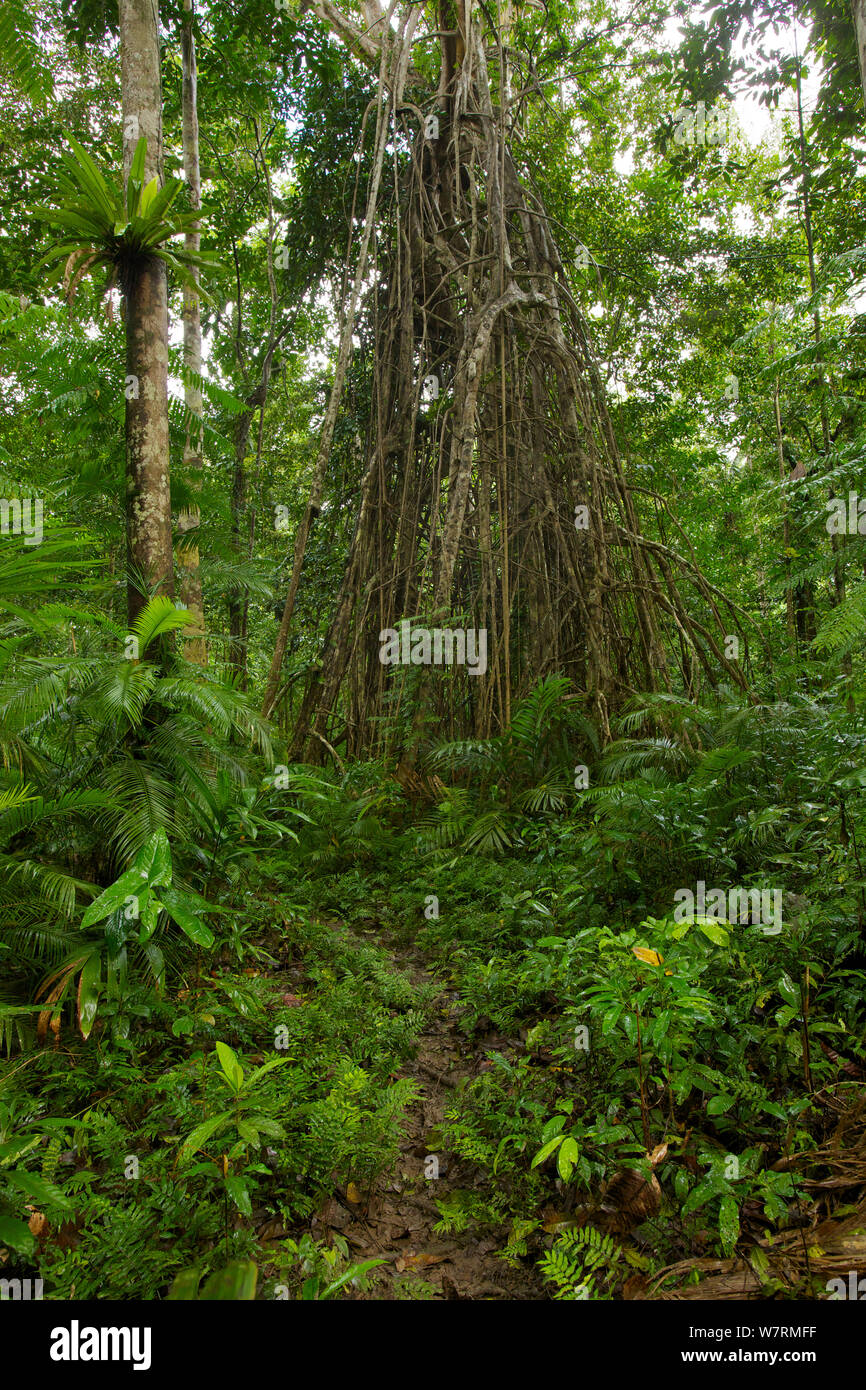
310,930,545,1301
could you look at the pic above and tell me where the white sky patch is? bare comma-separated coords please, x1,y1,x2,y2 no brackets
613,8,824,174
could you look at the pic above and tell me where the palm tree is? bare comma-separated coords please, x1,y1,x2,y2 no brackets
39,134,217,632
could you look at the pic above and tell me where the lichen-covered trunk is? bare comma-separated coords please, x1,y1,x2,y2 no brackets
228,409,253,686
119,0,174,627
176,0,206,661
125,255,174,625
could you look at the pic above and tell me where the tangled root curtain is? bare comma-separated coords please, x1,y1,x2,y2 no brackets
271,3,747,762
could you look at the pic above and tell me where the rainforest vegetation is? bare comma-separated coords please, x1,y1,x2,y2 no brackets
2,0,866,1309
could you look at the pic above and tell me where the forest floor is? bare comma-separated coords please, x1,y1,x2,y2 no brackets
244,911,866,1301
278,923,545,1300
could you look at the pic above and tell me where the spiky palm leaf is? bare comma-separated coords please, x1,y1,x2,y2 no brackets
38,137,221,305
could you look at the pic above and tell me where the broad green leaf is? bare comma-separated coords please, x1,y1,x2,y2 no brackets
697,921,730,947
176,1110,232,1166
139,176,159,217
224,1174,252,1216
674,1169,691,1203
557,1137,579,1181
778,973,800,1008
532,1134,565,1168
0,1214,36,1256
244,1056,289,1089
760,1101,788,1121
64,136,115,222
246,1115,285,1141
104,906,126,958
3,1169,73,1210
142,941,164,989
0,1137,41,1166
199,1260,258,1300
541,1114,567,1142
137,893,159,943
157,886,214,947
652,1010,672,1046
601,1003,623,1035
127,138,147,216
80,866,149,929
167,1267,201,1300
682,1176,720,1216
320,1259,387,1299
133,828,172,888
719,1194,740,1255
215,1041,244,1092
77,951,100,1040
141,178,182,226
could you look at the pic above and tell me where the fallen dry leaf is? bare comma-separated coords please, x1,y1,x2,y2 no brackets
394,1252,450,1273
27,1208,47,1238
541,1207,573,1233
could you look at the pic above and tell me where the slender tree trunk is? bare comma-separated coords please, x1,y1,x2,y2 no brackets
228,406,253,686
177,0,206,661
260,19,401,720
119,0,174,627
795,56,850,695
767,226,797,651
852,0,866,111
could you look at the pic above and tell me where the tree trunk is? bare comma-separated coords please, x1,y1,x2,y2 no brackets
287,3,749,759
852,0,866,112
228,405,253,686
176,0,206,661
119,0,174,628
260,17,401,720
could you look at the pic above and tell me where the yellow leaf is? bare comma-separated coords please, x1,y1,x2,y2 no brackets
346,1181,362,1204
632,946,663,966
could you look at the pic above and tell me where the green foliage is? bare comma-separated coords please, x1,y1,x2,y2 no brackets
539,1226,646,1301
169,1259,258,1301
268,1233,386,1300
39,136,219,303
2,0,866,1309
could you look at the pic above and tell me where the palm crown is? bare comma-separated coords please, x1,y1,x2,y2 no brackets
39,135,219,306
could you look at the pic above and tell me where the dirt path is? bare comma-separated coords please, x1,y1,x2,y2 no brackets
313,933,545,1300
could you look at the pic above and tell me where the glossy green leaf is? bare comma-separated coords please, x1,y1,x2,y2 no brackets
215,1041,244,1091
77,950,100,1039
199,1260,257,1300
557,1137,579,1181
157,886,214,947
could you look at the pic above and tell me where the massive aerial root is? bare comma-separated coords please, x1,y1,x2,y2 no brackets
280,7,747,761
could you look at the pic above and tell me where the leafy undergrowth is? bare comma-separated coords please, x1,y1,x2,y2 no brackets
1,903,435,1300
3,679,866,1299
